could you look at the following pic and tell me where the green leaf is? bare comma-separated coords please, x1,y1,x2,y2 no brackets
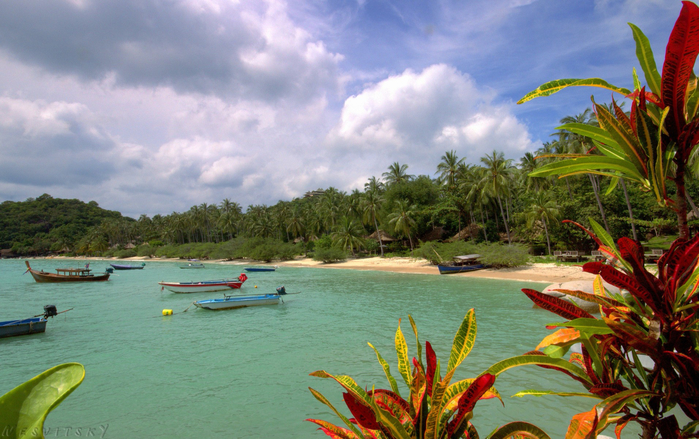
486,422,552,439
447,309,477,373
546,318,614,336
629,23,661,96
0,363,85,439
512,390,601,399
395,320,412,390
368,343,401,397
529,156,645,183
556,123,620,149
518,78,631,104
308,387,364,437
409,315,423,367
486,355,593,387
542,342,575,358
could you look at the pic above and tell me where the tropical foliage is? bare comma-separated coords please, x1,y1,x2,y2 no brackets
307,312,549,439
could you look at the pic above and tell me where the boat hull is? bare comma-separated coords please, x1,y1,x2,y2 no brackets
0,317,47,338
194,294,280,310
110,264,145,270
180,264,205,269
437,264,485,275
27,269,110,282
244,267,276,272
159,280,243,293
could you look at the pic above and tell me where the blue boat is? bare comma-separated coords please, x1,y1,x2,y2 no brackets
244,266,277,272
437,254,485,275
110,262,146,270
0,317,47,338
0,305,59,338
194,286,296,310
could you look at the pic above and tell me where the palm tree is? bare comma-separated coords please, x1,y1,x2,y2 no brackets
364,176,385,194
436,150,465,190
478,150,514,244
382,162,414,186
524,191,560,255
331,217,365,256
362,189,384,256
388,200,417,250
286,205,305,242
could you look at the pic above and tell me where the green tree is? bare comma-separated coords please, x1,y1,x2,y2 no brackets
388,199,417,250
331,217,365,256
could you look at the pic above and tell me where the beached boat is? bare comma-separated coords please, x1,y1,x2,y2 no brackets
244,266,277,272
194,286,294,310
25,261,110,283
180,263,205,269
110,262,146,270
159,273,248,293
437,254,485,275
0,305,59,339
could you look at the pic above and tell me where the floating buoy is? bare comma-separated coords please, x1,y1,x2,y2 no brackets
162,309,173,316
255,285,257,288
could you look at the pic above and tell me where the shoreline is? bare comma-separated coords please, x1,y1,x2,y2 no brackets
34,255,595,284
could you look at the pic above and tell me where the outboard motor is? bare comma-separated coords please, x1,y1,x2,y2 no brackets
276,286,287,295
43,305,58,318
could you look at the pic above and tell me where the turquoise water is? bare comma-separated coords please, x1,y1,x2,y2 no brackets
2,259,608,438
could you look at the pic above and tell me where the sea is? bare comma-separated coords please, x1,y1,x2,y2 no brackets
0,259,637,438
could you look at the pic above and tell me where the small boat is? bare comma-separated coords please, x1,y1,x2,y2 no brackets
194,286,295,310
0,305,59,339
437,254,485,275
244,266,277,272
159,273,248,293
110,262,145,270
25,261,110,283
180,263,205,269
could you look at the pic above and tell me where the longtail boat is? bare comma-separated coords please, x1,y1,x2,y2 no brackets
159,273,248,293
437,254,485,275
110,262,146,270
25,261,110,283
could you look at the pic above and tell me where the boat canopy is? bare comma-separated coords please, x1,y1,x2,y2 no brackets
453,254,482,261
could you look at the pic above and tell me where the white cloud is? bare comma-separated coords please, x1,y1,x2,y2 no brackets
326,64,534,171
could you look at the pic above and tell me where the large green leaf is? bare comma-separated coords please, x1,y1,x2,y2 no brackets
546,318,614,336
556,123,620,149
512,390,600,399
486,421,552,439
629,23,661,96
529,156,645,183
368,343,401,396
486,355,593,387
447,309,477,372
518,78,631,104
0,363,85,439
409,315,423,366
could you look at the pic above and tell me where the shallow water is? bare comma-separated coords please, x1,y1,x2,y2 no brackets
1,259,635,438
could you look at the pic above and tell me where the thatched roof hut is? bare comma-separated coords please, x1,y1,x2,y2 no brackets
367,230,396,243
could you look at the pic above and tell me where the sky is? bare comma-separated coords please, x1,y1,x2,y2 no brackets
0,0,685,218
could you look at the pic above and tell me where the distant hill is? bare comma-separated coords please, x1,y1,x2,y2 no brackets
0,194,128,255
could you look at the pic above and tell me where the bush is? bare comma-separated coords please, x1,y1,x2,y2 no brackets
414,241,529,268
312,247,347,263
136,244,153,257
115,249,137,258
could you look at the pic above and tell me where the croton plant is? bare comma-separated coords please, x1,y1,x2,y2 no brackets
307,311,549,439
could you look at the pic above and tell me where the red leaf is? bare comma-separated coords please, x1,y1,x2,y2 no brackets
589,382,628,398
661,1,699,140
425,341,436,398
562,220,603,247
342,392,380,430
368,389,412,424
522,288,594,320
448,374,496,436
596,265,660,314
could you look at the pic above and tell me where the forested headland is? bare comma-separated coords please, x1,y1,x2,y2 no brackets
2,111,697,263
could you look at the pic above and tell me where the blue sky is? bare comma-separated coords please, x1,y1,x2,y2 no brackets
0,0,683,217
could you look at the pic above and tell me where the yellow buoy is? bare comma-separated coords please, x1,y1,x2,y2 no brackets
162,309,173,316
255,285,257,288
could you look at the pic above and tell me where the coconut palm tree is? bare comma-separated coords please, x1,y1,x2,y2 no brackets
524,191,560,255
478,150,514,244
362,189,384,256
382,162,414,186
436,150,465,190
388,199,417,250
331,217,365,256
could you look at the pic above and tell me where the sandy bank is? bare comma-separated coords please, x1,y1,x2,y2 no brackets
42,255,594,284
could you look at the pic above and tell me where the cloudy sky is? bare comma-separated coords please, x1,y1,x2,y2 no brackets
0,0,683,217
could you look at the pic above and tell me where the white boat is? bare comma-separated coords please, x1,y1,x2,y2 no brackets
159,274,248,293
194,293,282,310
